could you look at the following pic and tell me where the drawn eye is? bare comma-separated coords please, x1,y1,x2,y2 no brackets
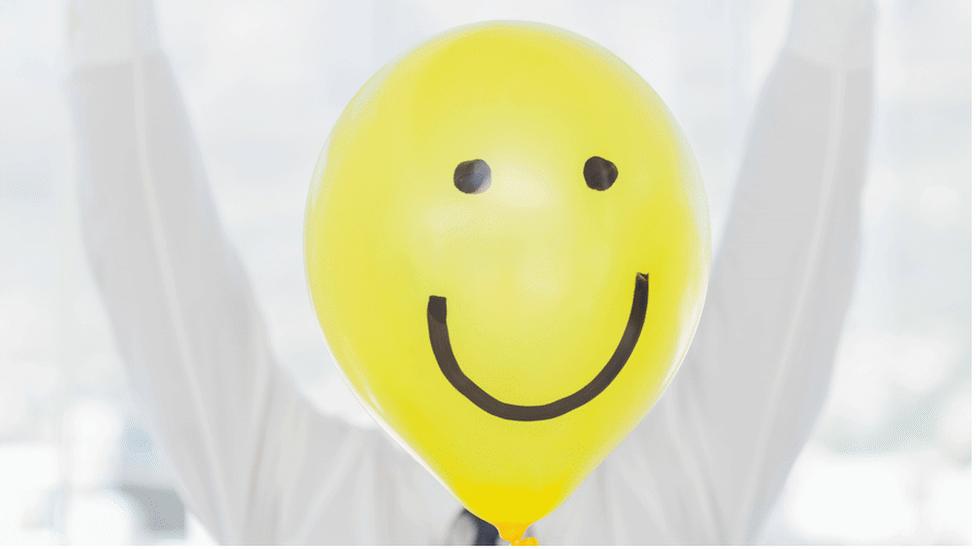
583,156,618,191
454,159,491,194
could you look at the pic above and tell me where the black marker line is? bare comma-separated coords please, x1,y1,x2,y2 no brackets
427,273,648,421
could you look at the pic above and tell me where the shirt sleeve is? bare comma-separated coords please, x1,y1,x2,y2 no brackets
63,2,458,543
557,0,878,543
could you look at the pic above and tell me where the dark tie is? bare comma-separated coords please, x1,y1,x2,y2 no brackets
462,509,499,545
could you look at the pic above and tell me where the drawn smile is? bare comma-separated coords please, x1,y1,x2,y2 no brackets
426,273,648,421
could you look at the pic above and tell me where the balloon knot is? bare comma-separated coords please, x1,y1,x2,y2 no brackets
497,524,537,545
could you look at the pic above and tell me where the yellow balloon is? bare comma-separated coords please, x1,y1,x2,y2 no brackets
305,22,709,543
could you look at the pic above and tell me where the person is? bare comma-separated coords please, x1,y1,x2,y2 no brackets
64,0,876,544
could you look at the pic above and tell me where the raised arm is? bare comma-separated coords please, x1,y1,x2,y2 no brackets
544,0,878,544
671,0,877,541
62,1,439,542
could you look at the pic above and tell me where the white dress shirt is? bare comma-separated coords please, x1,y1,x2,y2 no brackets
65,0,875,543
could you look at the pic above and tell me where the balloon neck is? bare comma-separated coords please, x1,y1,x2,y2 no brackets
497,523,538,546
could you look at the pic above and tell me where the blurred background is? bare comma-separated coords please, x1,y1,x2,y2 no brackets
0,0,970,544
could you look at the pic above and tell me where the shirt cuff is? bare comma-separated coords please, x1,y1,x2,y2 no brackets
64,0,161,71
783,0,877,70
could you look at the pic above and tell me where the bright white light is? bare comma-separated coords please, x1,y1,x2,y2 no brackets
780,447,922,543
64,490,138,544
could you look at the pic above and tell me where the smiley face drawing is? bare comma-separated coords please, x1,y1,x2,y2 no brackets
305,22,709,536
